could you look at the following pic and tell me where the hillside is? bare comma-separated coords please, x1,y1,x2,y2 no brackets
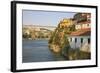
48,19,75,54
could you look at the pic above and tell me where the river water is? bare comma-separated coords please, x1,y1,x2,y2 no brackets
22,39,66,63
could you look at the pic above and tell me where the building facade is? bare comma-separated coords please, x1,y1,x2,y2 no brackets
75,21,91,30
68,28,90,51
68,13,91,52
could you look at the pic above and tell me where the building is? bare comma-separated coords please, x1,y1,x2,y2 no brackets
68,28,90,51
23,28,31,35
59,18,73,28
68,13,91,52
74,13,91,30
75,20,91,30
74,13,91,23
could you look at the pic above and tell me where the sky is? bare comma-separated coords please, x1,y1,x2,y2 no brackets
23,10,76,27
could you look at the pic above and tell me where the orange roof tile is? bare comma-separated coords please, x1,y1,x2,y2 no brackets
70,28,91,36
77,20,91,25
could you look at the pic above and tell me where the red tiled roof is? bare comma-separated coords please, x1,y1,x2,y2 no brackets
70,28,91,36
77,20,91,25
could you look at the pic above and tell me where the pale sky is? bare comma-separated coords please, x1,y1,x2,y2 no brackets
23,10,76,27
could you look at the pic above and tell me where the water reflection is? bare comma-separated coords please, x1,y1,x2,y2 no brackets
22,39,66,63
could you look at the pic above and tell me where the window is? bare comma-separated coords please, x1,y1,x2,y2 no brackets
70,38,72,42
88,38,90,44
75,38,77,43
87,24,90,27
81,38,83,43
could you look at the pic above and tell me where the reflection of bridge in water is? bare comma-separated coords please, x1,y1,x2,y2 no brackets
23,25,57,31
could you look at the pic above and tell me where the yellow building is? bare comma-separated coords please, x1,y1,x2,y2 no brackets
59,18,73,28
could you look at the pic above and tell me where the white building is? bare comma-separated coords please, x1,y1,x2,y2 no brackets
75,21,91,30
68,28,91,52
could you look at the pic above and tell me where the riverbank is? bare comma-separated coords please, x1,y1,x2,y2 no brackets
49,44,61,53
49,44,91,60
64,49,91,60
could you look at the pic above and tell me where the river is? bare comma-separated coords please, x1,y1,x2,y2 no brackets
22,39,66,63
